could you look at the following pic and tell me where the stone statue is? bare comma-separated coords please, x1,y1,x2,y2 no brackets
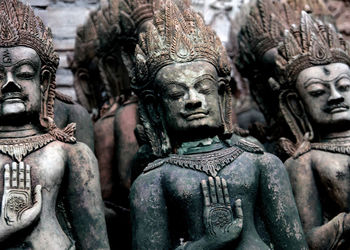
0,1,109,249
237,0,302,158
327,0,350,42
267,11,350,249
130,1,308,249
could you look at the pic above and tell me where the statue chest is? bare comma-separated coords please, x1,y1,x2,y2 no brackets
0,142,67,200
312,150,350,211
163,160,260,212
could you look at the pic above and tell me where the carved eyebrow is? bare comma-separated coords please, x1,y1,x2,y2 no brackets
13,59,38,70
304,73,350,88
193,74,216,86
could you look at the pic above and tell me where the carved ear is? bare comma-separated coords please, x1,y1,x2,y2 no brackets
41,67,52,93
279,90,314,144
39,67,53,129
138,92,171,157
218,77,233,137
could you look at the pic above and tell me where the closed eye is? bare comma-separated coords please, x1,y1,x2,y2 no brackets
309,89,326,97
16,72,34,80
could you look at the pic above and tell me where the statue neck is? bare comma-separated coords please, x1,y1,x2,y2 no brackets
0,124,43,139
319,130,350,143
177,136,227,155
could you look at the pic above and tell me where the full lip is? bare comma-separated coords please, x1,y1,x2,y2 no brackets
182,110,209,120
0,93,25,103
324,105,349,114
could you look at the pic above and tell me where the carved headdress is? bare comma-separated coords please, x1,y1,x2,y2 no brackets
0,0,75,143
132,0,232,156
236,0,298,145
274,11,350,87
133,0,231,90
273,11,350,156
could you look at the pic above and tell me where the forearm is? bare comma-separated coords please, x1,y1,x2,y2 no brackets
307,212,347,250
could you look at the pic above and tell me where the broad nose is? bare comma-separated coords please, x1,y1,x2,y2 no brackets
328,85,344,105
1,72,22,93
185,89,202,110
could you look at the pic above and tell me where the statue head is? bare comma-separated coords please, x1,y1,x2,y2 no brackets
96,0,132,102
0,0,75,142
70,10,104,119
132,0,232,156
237,0,298,130
272,11,350,155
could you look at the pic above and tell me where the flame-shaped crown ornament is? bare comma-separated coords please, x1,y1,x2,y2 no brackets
133,0,231,93
0,0,59,70
275,11,350,87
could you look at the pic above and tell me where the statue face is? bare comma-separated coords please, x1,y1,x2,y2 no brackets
296,63,350,126
154,61,223,139
0,46,41,118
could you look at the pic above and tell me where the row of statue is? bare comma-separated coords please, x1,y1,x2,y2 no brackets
0,0,349,249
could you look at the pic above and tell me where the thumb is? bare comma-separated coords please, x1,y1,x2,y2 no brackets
20,185,42,228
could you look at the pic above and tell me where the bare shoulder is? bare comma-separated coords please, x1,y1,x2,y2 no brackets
63,142,96,164
254,152,285,170
131,165,163,202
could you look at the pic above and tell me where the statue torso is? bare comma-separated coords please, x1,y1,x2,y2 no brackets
143,145,270,249
310,149,350,215
0,141,73,250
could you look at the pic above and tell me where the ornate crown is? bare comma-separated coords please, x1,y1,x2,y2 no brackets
0,0,75,143
238,0,297,69
0,0,59,70
119,0,156,34
133,0,231,93
96,0,121,56
275,11,350,87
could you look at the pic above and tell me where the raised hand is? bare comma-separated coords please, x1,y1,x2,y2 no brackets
1,162,42,233
201,176,243,246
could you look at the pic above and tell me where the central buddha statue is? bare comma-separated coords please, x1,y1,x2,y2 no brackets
130,1,308,249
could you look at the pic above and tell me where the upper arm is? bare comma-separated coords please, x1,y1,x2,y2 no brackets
65,143,109,249
285,156,323,233
259,154,308,249
68,103,94,151
130,171,170,250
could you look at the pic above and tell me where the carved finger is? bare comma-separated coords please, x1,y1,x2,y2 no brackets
11,162,17,188
208,177,217,204
19,162,25,189
215,177,224,204
4,164,10,189
201,180,210,206
222,178,231,207
25,164,31,190
234,199,243,220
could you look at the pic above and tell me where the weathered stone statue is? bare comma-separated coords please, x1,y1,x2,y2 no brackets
237,0,301,158
0,0,109,248
267,11,350,249
130,1,308,249
327,0,350,42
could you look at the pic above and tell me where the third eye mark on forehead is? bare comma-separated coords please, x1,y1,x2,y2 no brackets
323,66,330,76
304,73,350,88
2,49,11,64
